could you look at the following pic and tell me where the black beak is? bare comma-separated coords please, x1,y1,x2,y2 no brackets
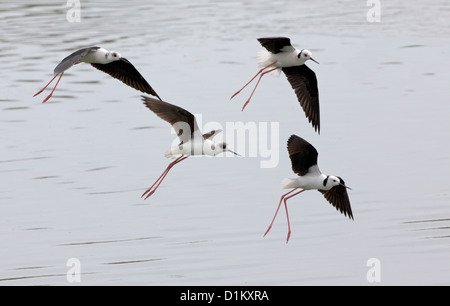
227,149,241,157
340,183,352,190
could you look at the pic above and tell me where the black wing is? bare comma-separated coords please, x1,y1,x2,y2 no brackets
141,96,198,144
92,58,161,100
53,46,100,74
202,129,222,140
257,37,293,54
286,135,318,176
318,178,353,220
282,65,320,133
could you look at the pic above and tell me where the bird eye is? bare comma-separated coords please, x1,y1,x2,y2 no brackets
304,53,308,57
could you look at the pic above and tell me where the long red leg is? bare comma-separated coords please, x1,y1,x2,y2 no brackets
141,155,189,199
143,165,175,199
141,155,186,198
283,189,305,243
144,155,189,199
264,187,300,237
33,74,59,97
41,72,64,103
230,62,276,100
241,67,279,111
141,167,171,198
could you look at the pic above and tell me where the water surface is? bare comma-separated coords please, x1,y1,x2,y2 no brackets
1,0,450,285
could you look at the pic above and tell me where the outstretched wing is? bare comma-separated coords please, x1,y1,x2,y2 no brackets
142,96,200,144
202,129,223,140
92,58,161,99
282,65,320,134
257,37,294,54
286,135,319,176
53,46,100,74
318,177,353,220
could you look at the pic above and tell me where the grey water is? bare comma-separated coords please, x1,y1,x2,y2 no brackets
1,0,450,285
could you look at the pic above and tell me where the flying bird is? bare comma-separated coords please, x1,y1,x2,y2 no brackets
264,135,353,243
231,37,320,133
141,96,240,199
33,47,161,103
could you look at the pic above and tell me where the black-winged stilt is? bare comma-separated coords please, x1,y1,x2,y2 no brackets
33,47,161,103
264,135,353,243
141,96,240,200
231,37,320,133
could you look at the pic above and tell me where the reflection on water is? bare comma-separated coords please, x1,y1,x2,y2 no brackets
1,0,450,285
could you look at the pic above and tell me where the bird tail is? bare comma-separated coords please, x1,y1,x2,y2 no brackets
257,50,272,67
164,149,173,158
257,50,281,77
281,178,298,189
165,148,182,159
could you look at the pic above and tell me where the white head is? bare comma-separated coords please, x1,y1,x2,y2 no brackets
297,49,319,65
215,142,240,156
323,175,351,190
106,50,121,62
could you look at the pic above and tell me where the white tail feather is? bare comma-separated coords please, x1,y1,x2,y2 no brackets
281,178,298,189
165,147,183,159
257,50,272,67
257,50,281,77
164,148,174,158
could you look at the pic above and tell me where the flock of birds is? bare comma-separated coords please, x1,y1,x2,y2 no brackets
34,37,353,243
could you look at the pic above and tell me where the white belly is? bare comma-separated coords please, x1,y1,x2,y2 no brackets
257,49,301,77
165,140,217,158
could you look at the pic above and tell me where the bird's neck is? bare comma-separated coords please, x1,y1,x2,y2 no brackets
321,174,338,191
